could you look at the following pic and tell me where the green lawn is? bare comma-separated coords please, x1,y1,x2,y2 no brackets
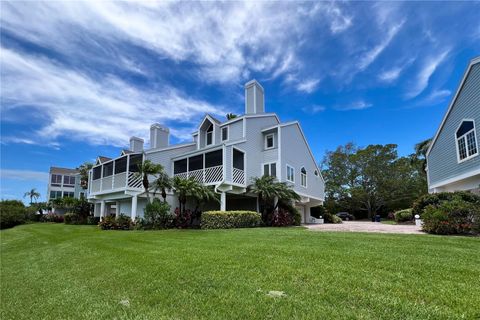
1,224,479,319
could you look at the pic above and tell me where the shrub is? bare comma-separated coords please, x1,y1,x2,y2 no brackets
270,209,293,227
412,191,480,217
87,216,100,225
422,200,480,235
98,214,133,230
278,201,301,226
0,200,27,229
201,211,262,229
175,207,192,229
64,212,87,225
144,199,174,229
41,213,64,223
323,212,342,224
394,208,413,223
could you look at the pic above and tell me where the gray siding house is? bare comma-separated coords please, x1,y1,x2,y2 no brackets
87,80,325,222
426,56,480,194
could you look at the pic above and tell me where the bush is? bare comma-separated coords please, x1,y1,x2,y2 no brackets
201,211,262,229
0,200,27,229
98,214,133,230
41,213,64,223
323,212,342,224
144,199,174,229
270,209,293,227
394,208,413,222
413,191,480,217
422,200,480,235
87,216,100,225
278,201,301,226
175,207,192,228
64,212,87,225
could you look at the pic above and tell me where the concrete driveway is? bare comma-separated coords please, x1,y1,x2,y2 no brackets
306,221,424,234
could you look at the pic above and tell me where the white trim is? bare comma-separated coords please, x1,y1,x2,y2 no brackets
265,133,275,150
221,126,229,142
262,161,277,178
455,119,478,163
278,125,282,181
231,146,246,185
427,56,480,157
205,123,214,146
429,167,480,189
286,164,295,183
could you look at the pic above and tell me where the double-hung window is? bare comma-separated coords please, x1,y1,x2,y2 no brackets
221,127,228,142
300,167,307,187
456,120,478,162
206,124,213,146
286,165,295,182
265,134,274,149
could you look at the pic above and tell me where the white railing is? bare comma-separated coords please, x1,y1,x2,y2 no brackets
92,179,101,193
90,172,142,195
113,172,127,189
101,176,113,191
174,165,224,184
128,172,143,189
232,168,245,185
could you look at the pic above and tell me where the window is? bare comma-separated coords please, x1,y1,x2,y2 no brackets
314,170,319,177
286,165,295,182
206,124,213,146
92,166,101,180
456,120,478,162
265,134,274,149
189,155,203,171
205,150,222,168
50,191,62,199
233,149,244,170
103,162,113,177
221,127,228,141
174,159,188,174
63,175,75,185
129,154,143,172
115,156,127,174
301,167,307,187
51,174,62,186
263,162,277,178
63,192,74,198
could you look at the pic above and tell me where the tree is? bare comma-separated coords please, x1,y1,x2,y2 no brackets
152,171,173,203
191,185,219,213
134,160,164,203
23,188,40,205
412,138,432,173
247,175,300,223
226,113,238,120
77,162,94,190
172,176,200,213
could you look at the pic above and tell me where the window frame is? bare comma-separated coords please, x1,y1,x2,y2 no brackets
455,119,478,163
265,133,274,150
206,124,213,146
300,166,307,188
262,162,277,178
221,126,229,142
286,164,295,183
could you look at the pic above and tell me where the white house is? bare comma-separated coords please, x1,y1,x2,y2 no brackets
426,56,480,194
87,80,325,222
47,167,84,201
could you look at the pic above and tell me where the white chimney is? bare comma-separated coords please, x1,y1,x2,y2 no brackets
150,123,169,149
245,79,265,114
129,137,144,152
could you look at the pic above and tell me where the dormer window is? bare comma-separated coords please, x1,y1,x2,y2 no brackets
221,127,228,141
206,124,213,146
456,120,478,162
300,167,307,187
265,134,274,149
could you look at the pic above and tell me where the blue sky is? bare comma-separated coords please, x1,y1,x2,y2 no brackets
1,1,479,202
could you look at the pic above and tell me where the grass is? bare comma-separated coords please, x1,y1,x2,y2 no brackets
1,224,479,320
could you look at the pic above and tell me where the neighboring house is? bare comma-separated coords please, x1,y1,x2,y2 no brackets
47,167,85,201
87,80,325,223
426,56,480,194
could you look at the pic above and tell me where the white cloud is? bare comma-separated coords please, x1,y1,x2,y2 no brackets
302,105,326,114
406,50,450,99
0,48,224,146
410,89,451,108
378,67,402,83
335,101,373,111
1,169,49,182
296,78,321,94
357,20,405,71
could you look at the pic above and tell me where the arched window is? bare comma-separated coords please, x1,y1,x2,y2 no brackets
206,124,213,146
456,120,478,162
300,167,307,187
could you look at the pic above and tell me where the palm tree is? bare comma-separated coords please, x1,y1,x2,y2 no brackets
24,188,40,205
413,138,432,173
247,175,300,222
152,171,173,203
226,113,238,120
192,185,219,213
134,160,165,203
77,162,94,190
172,176,200,213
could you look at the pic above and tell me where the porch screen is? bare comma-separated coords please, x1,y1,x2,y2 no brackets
189,155,203,171
92,166,101,180
233,149,244,170
115,157,127,174
205,150,222,168
174,159,187,174
129,154,142,172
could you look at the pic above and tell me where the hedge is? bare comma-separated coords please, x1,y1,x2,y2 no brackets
412,191,480,217
201,211,262,229
422,200,480,235
0,200,27,229
394,208,413,222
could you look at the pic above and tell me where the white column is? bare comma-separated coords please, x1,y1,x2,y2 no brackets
131,195,138,220
100,200,105,220
115,201,120,218
220,192,226,211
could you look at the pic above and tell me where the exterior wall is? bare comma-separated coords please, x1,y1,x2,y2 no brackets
47,170,82,201
428,62,480,189
432,174,480,193
280,124,324,200
146,144,197,176
221,118,243,142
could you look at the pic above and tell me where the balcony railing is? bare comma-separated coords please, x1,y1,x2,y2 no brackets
232,168,245,185
90,172,143,195
174,165,224,184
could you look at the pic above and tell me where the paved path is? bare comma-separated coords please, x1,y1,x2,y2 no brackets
306,221,424,234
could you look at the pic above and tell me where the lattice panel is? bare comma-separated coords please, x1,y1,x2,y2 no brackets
205,165,223,183
128,172,143,189
174,172,188,180
232,168,245,185
188,169,204,183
